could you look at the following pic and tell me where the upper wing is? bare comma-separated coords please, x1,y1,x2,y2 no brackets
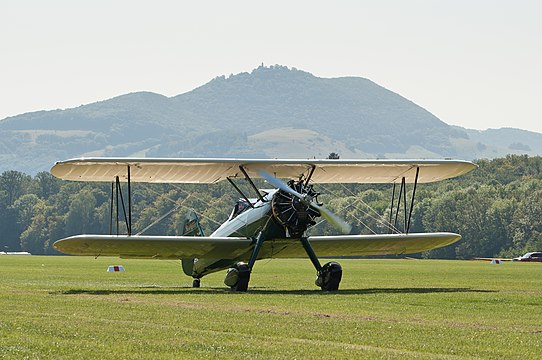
53,235,252,260
257,232,461,258
51,157,476,184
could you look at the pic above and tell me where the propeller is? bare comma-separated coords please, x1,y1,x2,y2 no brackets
259,170,352,235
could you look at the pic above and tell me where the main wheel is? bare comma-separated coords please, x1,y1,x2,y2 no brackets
233,266,250,292
316,262,342,291
192,278,200,288
224,262,251,292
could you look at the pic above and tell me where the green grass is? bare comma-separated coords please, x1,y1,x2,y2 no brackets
1,256,541,359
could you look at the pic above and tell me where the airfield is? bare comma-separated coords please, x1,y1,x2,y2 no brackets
1,256,541,358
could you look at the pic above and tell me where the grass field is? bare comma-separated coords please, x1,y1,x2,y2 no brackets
1,256,541,359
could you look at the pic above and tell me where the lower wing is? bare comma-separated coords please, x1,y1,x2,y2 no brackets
53,232,460,260
258,232,461,258
53,235,251,260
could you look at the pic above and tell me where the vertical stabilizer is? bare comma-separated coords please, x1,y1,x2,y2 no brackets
180,210,204,277
180,210,204,237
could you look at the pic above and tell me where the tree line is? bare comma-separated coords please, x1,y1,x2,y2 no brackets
1,155,541,259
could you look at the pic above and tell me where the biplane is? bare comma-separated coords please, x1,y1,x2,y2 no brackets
51,158,476,291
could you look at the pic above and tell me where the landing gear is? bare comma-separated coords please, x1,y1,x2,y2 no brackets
224,262,251,292
300,237,343,291
223,231,264,292
315,262,342,291
192,278,200,288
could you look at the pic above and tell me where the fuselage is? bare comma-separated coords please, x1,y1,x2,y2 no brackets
191,189,286,277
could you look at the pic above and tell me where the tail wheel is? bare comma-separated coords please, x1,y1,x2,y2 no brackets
271,180,321,237
315,262,342,291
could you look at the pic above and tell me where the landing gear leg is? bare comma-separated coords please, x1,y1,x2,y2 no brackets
192,278,200,288
248,231,265,271
224,232,265,292
300,237,342,291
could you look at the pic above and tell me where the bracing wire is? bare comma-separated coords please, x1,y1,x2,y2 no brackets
311,183,402,234
135,202,184,236
143,185,223,228
338,183,403,233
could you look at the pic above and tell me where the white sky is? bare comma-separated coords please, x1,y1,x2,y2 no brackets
1,0,541,132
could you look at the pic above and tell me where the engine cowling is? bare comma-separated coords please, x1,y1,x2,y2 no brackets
271,180,321,237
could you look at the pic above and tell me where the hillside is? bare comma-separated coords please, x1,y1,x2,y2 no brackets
0,65,540,174
459,127,542,154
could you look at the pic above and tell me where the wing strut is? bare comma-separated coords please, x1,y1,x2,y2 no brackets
305,164,316,183
406,167,420,233
225,166,268,206
109,182,114,235
388,166,420,234
392,177,405,232
109,167,133,236
226,177,255,208
388,183,396,234
128,165,132,235
116,176,130,235
239,166,265,202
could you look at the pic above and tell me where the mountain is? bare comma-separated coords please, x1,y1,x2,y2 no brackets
1,65,540,174
458,127,542,154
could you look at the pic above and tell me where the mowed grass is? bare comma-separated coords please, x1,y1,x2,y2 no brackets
1,256,541,359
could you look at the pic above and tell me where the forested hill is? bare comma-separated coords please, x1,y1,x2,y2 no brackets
2,65,542,174
1,155,542,260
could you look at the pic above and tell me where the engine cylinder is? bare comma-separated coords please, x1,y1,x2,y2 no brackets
271,180,321,237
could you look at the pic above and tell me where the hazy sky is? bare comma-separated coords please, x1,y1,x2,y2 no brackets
2,1,541,132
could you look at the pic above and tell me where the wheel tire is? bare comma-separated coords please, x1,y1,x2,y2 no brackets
322,272,341,291
318,262,342,291
231,262,251,292
192,278,200,288
233,270,250,292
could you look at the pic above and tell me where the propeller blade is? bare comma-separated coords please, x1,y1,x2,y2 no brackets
259,170,305,200
259,170,352,234
311,203,352,235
